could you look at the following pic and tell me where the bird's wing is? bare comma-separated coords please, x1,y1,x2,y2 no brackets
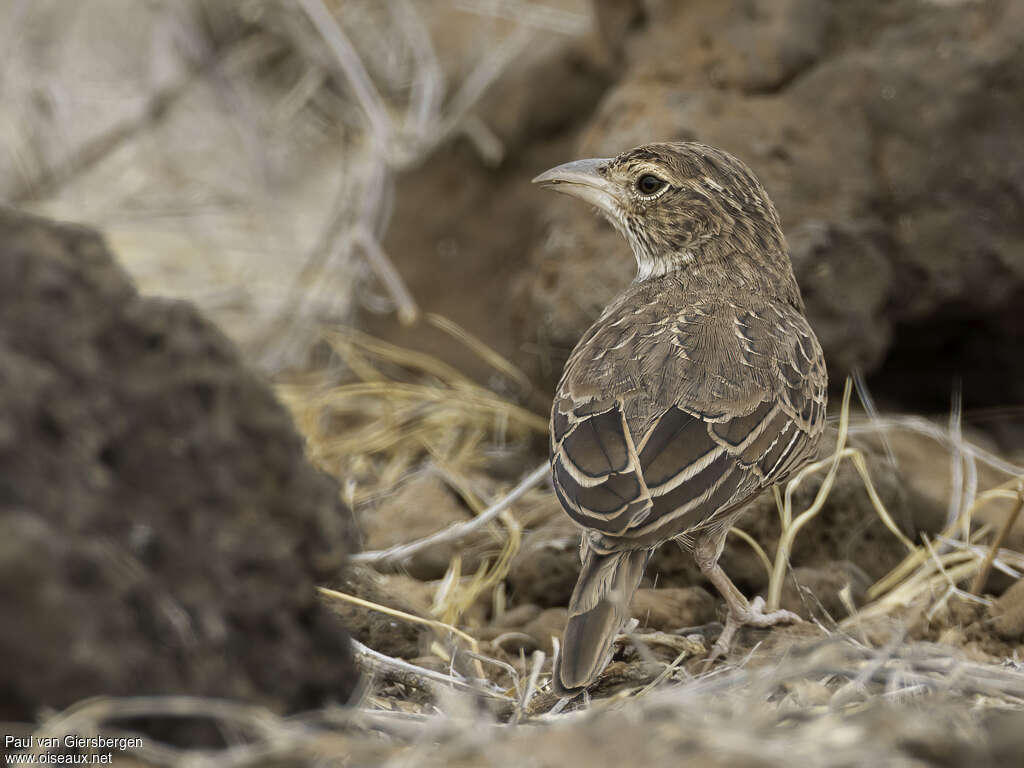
551,293,826,545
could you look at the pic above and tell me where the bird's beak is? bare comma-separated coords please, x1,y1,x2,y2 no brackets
532,157,619,214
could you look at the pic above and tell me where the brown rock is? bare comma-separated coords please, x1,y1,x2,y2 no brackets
992,578,1024,641
631,587,716,631
493,603,543,630
344,0,1024,427
868,427,1024,557
361,473,483,580
520,0,1024,413
909,593,1023,662
619,0,829,93
481,606,567,657
776,561,871,620
506,514,582,608
0,209,358,724
323,566,434,659
523,608,569,656
358,16,611,402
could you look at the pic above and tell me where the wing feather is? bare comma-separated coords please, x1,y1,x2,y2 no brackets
550,284,827,548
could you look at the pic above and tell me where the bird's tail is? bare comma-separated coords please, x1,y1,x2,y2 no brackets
553,546,650,695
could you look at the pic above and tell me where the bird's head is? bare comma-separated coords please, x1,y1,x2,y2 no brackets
533,142,786,282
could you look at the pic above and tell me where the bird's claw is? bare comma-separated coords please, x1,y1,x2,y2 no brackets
742,596,802,627
704,596,802,667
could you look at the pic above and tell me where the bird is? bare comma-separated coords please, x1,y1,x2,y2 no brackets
532,142,828,696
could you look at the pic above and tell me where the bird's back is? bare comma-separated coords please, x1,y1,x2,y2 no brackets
550,271,827,551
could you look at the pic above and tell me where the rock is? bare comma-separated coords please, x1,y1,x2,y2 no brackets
361,472,480,581
855,427,1023,596
590,0,645,67
618,0,830,93
775,561,871,621
523,608,569,656
0,209,358,723
493,603,543,630
479,605,567,656
992,578,1024,641
323,566,434,659
357,6,613,399
506,514,582,608
525,0,1024,412
910,593,1023,662
478,611,532,654
474,26,612,156
741,441,913,581
631,587,716,631
350,0,1024,419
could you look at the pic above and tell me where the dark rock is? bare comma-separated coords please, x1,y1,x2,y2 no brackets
631,586,716,631
992,578,1024,641
516,0,1024,413
0,208,358,723
324,566,433,659
522,607,568,655
360,472,482,581
775,561,871,621
506,514,581,608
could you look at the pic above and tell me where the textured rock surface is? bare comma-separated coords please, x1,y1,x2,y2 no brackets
360,473,481,580
370,0,1024,421
506,513,582,608
523,0,1024,411
631,586,716,631
325,566,434,659
775,561,872,621
992,578,1024,641
0,208,358,722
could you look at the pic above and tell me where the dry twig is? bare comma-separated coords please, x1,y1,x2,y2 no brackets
352,463,548,565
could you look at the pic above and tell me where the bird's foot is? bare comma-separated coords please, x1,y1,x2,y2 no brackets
705,596,801,666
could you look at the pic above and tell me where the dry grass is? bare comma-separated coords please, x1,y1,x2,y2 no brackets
272,322,1024,726
24,640,1024,767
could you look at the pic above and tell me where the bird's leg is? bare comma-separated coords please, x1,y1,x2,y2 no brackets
694,532,800,663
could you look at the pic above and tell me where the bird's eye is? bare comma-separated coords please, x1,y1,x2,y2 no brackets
636,174,667,196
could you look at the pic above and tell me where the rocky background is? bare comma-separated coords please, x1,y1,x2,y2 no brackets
373,0,1024,433
2,0,1024,765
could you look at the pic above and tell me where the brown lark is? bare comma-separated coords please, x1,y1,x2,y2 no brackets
533,142,828,695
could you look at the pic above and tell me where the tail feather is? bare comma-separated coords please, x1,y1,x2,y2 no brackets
553,546,650,695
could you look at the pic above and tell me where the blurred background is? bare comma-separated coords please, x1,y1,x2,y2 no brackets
6,0,1022,438
3,0,1024,759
